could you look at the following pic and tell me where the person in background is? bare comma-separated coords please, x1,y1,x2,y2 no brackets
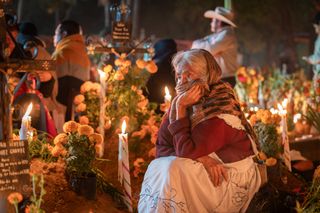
303,12,320,87
52,20,90,129
139,49,261,213
192,7,239,87
17,22,58,109
14,22,58,136
146,39,177,109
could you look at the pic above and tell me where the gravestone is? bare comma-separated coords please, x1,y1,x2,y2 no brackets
0,140,30,212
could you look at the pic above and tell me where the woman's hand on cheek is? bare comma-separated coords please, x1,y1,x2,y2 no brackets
176,85,202,108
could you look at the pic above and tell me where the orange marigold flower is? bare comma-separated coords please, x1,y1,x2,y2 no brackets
78,125,94,137
103,64,113,73
63,121,79,133
137,98,149,109
80,81,93,94
75,103,87,113
89,133,103,144
114,71,124,81
258,152,267,161
124,60,131,67
53,133,68,145
145,61,158,73
136,59,147,69
73,94,85,105
79,116,89,125
265,157,277,166
249,114,257,126
51,145,64,157
7,192,23,204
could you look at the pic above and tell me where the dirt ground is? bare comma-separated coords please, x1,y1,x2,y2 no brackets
29,133,148,213
30,158,127,213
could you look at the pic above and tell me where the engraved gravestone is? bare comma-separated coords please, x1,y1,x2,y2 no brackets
0,140,30,212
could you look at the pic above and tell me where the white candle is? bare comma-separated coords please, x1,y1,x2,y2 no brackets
164,86,172,104
118,120,133,212
98,68,107,156
277,102,291,172
19,103,33,140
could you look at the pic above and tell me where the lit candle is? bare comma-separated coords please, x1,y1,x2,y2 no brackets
293,113,301,124
118,120,133,212
277,102,291,172
98,68,107,156
164,86,172,104
19,103,33,140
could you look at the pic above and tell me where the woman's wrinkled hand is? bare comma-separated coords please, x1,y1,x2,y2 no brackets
177,85,202,108
197,156,228,187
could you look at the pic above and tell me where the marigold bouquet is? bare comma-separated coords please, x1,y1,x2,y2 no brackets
250,109,282,166
102,53,158,133
51,121,103,177
74,81,101,131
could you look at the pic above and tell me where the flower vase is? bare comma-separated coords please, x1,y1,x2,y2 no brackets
69,172,97,200
69,175,83,196
80,172,97,200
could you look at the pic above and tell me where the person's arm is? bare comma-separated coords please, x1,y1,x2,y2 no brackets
304,37,320,65
192,30,235,56
168,116,231,159
207,30,235,56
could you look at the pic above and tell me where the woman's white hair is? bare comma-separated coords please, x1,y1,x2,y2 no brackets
172,49,222,84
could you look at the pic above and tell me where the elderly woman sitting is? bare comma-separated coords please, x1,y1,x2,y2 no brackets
138,49,261,213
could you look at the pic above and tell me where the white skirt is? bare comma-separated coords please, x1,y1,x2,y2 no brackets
138,155,261,213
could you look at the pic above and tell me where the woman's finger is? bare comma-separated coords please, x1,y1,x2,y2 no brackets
221,167,228,182
212,167,219,187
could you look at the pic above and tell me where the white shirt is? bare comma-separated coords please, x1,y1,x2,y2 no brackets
192,26,239,78
308,35,320,74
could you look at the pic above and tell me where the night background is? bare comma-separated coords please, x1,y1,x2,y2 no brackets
9,0,317,74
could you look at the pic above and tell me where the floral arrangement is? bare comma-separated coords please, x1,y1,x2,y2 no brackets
74,81,101,131
260,67,292,108
51,121,103,177
235,66,262,105
102,54,158,133
249,109,282,166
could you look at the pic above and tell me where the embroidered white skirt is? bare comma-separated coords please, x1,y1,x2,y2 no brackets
138,155,261,213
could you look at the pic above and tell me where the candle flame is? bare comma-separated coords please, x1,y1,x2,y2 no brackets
282,98,288,108
98,68,106,79
121,120,127,134
277,103,287,116
165,86,170,96
293,113,301,123
24,103,33,118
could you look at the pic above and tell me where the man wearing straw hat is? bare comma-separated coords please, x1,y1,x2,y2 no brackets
192,6,239,87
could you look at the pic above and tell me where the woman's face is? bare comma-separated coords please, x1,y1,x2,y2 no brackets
176,65,201,85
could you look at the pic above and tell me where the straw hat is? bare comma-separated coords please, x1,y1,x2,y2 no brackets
204,7,236,27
